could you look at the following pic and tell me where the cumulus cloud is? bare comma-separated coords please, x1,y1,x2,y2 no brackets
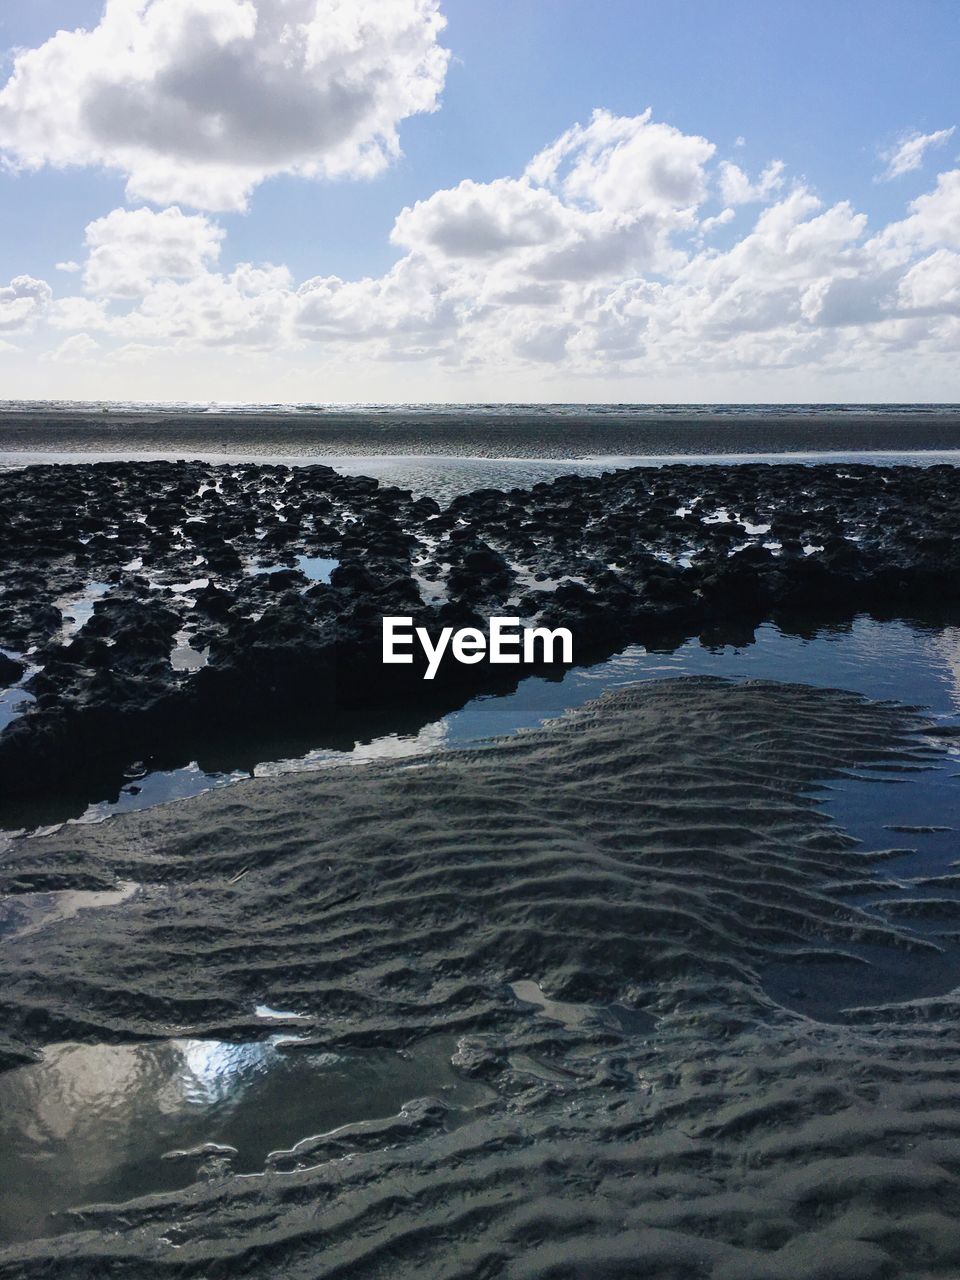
897,250,960,315
0,0,450,211
83,206,224,296
141,263,296,346
880,127,955,181
392,179,572,259
879,169,960,250
44,333,101,363
718,159,785,205
48,296,115,332
21,107,960,388
0,275,52,331
390,110,719,307
526,108,715,214
700,207,735,235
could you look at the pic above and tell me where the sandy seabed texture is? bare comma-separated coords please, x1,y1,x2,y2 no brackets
2,676,960,1278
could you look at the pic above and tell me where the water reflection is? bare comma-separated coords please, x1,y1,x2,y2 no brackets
0,882,139,942
0,685,33,734
931,626,960,714
2,450,960,506
4,616,960,842
0,1033,487,1245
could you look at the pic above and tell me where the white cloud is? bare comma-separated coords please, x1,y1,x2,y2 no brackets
83,206,224,296
0,275,52,331
119,261,297,347
870,169,960,255
19,108,960,394
526,108,715,214
48,296,115,331
0,0,450,211
897,249,960,314
700,207,735,235
390,110,718,304
44,333,101,363
393,179,571,259
718,159,785,205
879,127,955,181
55,261,82,273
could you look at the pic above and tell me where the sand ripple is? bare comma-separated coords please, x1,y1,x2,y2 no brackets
1,678,959,1276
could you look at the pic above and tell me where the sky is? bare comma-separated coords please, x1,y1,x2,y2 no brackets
0,0,957,404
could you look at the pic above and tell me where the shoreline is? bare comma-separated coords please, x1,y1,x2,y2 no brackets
1,408,960,458
2,457,960,815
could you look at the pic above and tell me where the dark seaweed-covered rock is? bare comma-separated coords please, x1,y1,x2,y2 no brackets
0,654,23,686
0,458,958,805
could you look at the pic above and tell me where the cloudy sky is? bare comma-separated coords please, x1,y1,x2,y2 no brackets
0,0,957,403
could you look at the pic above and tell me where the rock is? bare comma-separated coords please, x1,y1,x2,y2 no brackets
0,653,25,686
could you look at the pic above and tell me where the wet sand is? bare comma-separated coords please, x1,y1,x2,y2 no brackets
1,406,960,458
2,677,960,1275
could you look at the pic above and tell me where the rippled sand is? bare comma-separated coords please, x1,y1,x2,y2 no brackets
3,677,960,1276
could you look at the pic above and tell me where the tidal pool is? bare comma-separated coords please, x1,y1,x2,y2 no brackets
0,1032,489,1244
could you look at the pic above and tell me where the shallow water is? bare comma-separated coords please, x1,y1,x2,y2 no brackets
0,881,139,942
3,449,960,506
9,616,952,838
0,685,32,734
0,1032,488,1244
3,620,960,1248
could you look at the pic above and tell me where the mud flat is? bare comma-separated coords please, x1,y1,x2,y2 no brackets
3,677,960,1276
1,404,960,458
1,459,960,813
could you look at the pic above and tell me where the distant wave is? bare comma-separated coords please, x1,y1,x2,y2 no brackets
1,399,958,418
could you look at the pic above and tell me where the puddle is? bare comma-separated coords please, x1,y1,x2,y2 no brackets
762,738,960,1022
0,882,139,942
6,616,960,838
0,1033,488,1245
54,582,110,641
511,980,656,1035
170,630,209,672
0,685,34,733
246,557,338,584
297,555,339,582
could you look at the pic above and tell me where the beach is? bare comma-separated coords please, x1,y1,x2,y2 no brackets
2,0,959,1269
2,404,960,461
1,413,960,1276
2,677,960,1276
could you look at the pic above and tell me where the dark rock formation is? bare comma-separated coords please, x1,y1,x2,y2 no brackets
0,460,958,807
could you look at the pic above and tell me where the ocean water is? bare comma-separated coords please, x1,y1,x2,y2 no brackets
0,399,957,414
1,400,958,416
